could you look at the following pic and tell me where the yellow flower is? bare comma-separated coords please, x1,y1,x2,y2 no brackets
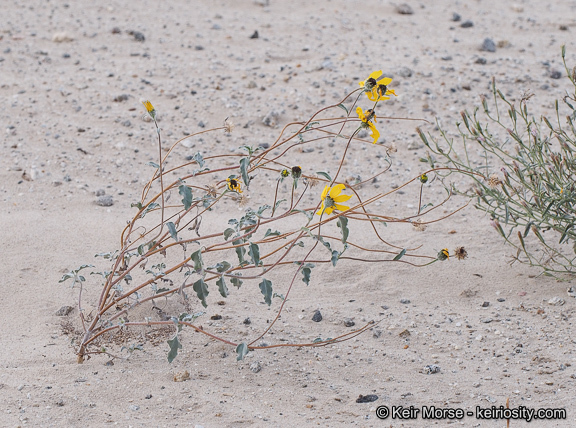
358,70,396,102
438,248,449,261
419,173,428,184
356,107,380,144
142,100,156,119
226,177,242,193
316,184,352,216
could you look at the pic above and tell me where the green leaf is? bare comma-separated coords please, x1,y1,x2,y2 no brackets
301,263,315,285
190,249,204,272
316,171,332,181
236,342,249,361
167,335,182,363
259,278,273,306
131,202,143,210
230,275,243,289
146,161,160,168
393,248,407,261
290,209,313,221
193,278,209,308
179,185,193,210
233,239,246,265
224,227,236,241
337,216,349,243
274,199,287,211
264,228,281,238
216,276,229,298
193,152,205,168
523,221,534,238
214,261,231,273
140,202,160,218
337,103,349,115
166,222,178,241
248,242,261,266
331,250,339,267
240,157,251,186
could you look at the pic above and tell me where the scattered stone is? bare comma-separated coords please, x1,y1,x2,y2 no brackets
113,94,129,102
497,298,505,302
452,13,461,22
250,362,262,373
550,70,563,79
197,121,205,128
481,38,496,52
250,30,259,39
96,195,114,207
121,120,131,127
481,318,493,323
111,27,121,34
567,287,576,298
407,141,423,150
400,299,411,304
243,317,252,325
56,400,64,407
145,394,152,399
481,301,490,307
560,24,569,31
104,360,114,366
475,57,487,64
210,314,222,320
356,394,378,403
372,329,382,339
399,329,411,338
259,142,270,149
343,318,355,327
52,32,74,43
441,55,453,61
397,67,413,78
262,110,282,127
55,306,74,316
254,0,269,5
130,405,140,411
548,296,565,306
423,364,441,374
128,30,145,42
460,20,474,28
173,370,190,382
95,189,106,197
395,4,413,15
312,310,322,322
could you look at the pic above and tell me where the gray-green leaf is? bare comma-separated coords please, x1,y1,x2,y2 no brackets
259,278,273,306
179,185,193,210
167,335,182,363
248,242,261,266
216,276,228,298
166,222,178,241
193,278,209,308
337,216,349,243
240,157,251,186
236,342,249,361
190,249,204,272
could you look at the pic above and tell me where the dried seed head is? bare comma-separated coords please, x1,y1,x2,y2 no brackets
487,174,502,189
454,246,468,261
223,117,235,133
412,219,427,232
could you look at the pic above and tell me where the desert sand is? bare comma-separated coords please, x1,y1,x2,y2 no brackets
1,0,576,426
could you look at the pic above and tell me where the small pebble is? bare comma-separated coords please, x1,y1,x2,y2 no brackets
481,38,496,52
452,13,461,22
400,299,411,304
343,318,355,327
395,3,413,14
548,296,565,306
55,305,74,316
481,301,490,307
460,20,474,28
356,394,378,403
97,195,114,207
250,362,262,373
312,310,322,322
475,57,487,64
423,364,441,374
250,30,259,39
550,70,562,79
243,317,251,325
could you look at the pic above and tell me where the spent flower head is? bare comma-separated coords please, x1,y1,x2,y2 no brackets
317,184,352,216
437,248,449,261
356,107,380,144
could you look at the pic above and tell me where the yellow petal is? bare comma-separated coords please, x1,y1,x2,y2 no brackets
356,106,365,121
329,183,346,198
320,185,329,200
333,193,352,203
316,202,325,216
387,88,397,96
368,70,383,80
324,206,335,215
376,77,392,86
334,203,350,212
366,90,378,102
369,122,380,144
358,79,365,87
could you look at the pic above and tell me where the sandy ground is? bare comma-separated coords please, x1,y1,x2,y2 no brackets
2,0,576,426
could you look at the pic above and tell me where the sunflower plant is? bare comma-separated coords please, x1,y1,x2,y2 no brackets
60,70,465,364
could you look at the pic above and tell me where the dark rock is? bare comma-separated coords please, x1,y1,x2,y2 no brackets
111,27,121,34
210,314,222,320
250,30,259,39
356,394,378,403
475,57,487,64
461,20,474,28
400,299,411,304
243,317,251,325
343,318,355,327
452,13,461,22
312,310,322,322
423,364,441,374
397,67,413,78
481,38,496,52
550,70,563,79
113,94,129,102
481,301,490,307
